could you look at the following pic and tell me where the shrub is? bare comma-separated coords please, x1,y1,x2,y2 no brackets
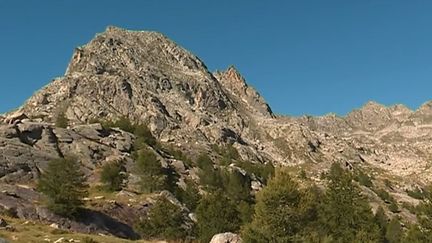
162,145,193,167
196,190,241,243
299,169,307,179
196,154,223,190
175,180,201,211
136,197,187,240
355,170,373,188
196,153,213,170
222,169,252,203
385,218,403,243
100,117,157,148
55,111,69,128
406,187,425,200
135,148,167,193
235,160,274,185
103,116,134,133
100,162,126,192
37,157,88,217
133,123,157,147
82,237,98,243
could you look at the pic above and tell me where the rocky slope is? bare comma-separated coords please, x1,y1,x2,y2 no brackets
1,26,431,239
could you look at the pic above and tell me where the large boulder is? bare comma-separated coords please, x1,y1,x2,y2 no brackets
210,232,242,243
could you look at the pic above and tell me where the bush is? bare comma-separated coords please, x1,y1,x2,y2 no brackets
222,169,252,203
134,123,157,147
102,116,134,133
196,153,213,170
135,148,167,193
406,187,425,200
386,218,403,243
82,237,98,243
374,188,399,213
235,160,274,185
355,170,373,188
196,190,241,243
55,111,69,128
136,197,187,240
162,145,193,167
196,154,223,190
175,180,201,211
100,117,157,149
37,157,88,217
100,162,126,192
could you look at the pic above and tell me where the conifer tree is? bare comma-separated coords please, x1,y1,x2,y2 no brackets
38,157,88,217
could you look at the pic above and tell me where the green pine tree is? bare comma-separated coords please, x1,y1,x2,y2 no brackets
100,161,126,192
37,157,88,217
318,163,381,242
196,190,241,243
135,148,167,193
135,196,187,240
242,168,319,242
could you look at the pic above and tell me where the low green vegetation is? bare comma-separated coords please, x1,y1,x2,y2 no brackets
406,186,426,200
354,169,374,188
55,111,69,128
100,161,126,192
235,160,275,184
135,148,167,193
135,197,188,241
196,190,241,243
374,188,400,213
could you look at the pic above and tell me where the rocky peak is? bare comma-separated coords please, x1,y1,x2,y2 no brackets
66,26,208,76
215,66,273,118
346,101,393,131
417,101,432,114
389,104,412,121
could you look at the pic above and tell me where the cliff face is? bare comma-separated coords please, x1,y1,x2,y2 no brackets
1,26,432,237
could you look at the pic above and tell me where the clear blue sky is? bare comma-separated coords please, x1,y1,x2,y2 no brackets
1,1,431,116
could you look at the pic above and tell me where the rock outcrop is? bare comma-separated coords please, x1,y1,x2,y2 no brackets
210,232,242,243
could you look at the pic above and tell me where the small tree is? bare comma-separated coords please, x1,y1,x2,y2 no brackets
55,111,69,128
386,218,403,243
196,154,223,190
37,157,88,217
242,168,319,242
100,162,126,192
175,180,201,211
222,169,251,203
136,148,167,193
136,197,187,240
319,163,381,242
374,206,388,241
196,190,241,243
134,123,157,147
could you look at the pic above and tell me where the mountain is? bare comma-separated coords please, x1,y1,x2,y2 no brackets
0,26,431,241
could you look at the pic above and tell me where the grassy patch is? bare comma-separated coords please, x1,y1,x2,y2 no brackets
0,216,152,243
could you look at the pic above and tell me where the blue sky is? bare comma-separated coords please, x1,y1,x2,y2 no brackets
1,1,431,116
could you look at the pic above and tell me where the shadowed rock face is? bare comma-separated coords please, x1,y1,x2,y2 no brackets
1,26,432,237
